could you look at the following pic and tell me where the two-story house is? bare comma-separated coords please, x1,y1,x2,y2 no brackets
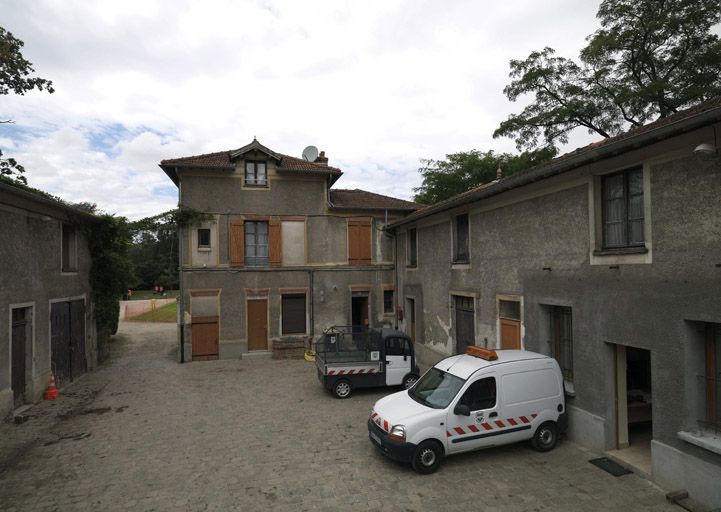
388,97,721,508
160,139,420,361
0,181,98,419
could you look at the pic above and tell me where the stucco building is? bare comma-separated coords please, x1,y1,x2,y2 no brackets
0,181,97,419
388,98,721,507
160,140,419,361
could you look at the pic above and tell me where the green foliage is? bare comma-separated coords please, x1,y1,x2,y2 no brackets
494,0,721,150
0,151,27,185
413,148,556,204
80,215,133,361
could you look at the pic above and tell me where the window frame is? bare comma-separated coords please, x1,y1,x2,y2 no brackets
705,323,720,431
197,228,211,249
244,220,269,267
601,167,644,249
551,306,573,385
453,213,470,264
458,376,497,412
383,289,394,315
281,293,307,335
61,223,78,273
244,160,268,187
407,228,417,267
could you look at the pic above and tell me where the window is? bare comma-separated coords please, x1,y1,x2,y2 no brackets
602,167,644,248
61,224,77,272
458,377,497,411
383,290,394,314
245,221,269,266
408,228,417,266
551,306,573,384
704,323,721,430
454,213,469,263
245,161,267,186
197,228,211,249
386,337,410,357
348,218,371,265
281,294,306,335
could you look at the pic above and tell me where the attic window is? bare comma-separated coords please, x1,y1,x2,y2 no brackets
245,161,267,187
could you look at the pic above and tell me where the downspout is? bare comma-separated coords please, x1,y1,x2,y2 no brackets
308,269,314,341
176,167,185,364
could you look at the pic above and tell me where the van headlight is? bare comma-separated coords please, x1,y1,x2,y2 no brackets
389,424,406,443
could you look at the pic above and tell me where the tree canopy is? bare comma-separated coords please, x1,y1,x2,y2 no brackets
494,0,721,151
0,26,54,184
413,148,556,204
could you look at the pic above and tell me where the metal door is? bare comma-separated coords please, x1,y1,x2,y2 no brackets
247,299,268,351
11,308,27,407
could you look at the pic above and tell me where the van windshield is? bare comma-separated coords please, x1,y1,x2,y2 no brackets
408,367,465,409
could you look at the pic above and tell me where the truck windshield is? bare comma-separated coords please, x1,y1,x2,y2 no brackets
408,367,465,409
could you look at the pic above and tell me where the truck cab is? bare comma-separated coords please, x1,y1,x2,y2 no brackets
368,346,567,473
315,326,420,398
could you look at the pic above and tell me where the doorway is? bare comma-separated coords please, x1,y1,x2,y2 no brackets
351,293,369,328
406,298,416,341
11,307,32,408
50,299,86,386
453,295,475,354
247,299,268,351
499,299,521,349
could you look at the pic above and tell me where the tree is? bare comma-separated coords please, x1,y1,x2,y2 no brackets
494,0,721,151
0,26,54,184
413,148,556,204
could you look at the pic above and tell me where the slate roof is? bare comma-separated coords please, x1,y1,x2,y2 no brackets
390,95,721,228
329,189,422,211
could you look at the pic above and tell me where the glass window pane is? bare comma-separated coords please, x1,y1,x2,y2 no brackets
606,197,625,222
628,169,643,195
629,195,644,220
604,221,625,247
604,173,624,199
258,222,268,235
629,220,644,245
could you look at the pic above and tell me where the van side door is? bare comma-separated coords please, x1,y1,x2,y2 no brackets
384,337,411,386
446,374,499,454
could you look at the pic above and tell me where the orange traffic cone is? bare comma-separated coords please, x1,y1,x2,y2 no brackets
43,372,59,400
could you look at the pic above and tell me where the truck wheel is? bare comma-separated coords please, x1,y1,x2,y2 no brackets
411,440,444,474
531,421,558,452
402,374,419,389
333,380,352,399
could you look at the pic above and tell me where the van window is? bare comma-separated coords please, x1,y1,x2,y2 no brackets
458,377,496,411
386,337,410,356
502,369,560,405
409,368,465,409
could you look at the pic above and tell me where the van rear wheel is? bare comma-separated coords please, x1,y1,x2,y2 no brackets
333,379,351,399
402,374,419,389
411,440,443,474
532,421,558,452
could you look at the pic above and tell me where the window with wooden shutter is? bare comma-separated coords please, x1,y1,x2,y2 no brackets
281,294,306,335
269,219,281,267
230,220,244,267
348,218,371,265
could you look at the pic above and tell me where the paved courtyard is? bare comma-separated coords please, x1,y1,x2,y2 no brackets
0,322,678,512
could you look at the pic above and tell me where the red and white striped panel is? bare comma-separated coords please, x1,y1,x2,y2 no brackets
370,411,390,433
446,413,538,438
327,367,379,376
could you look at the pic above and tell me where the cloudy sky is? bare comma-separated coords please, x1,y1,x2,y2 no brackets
1,0,608,219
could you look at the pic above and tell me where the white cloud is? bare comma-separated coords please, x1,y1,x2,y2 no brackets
1,1,632,218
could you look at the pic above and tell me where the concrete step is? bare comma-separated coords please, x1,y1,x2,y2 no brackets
13,404,33,424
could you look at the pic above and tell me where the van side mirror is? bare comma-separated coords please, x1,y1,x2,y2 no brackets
454,404,471,416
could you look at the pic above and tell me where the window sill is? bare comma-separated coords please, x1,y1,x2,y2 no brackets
406,264,418,269
677,429,721,456
61,270,78,275
198,247,211,252
593,246,648,256
244,183,268,188
452,262,471,270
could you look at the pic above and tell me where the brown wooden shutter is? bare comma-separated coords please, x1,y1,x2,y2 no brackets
348,218,371,265
269,218,282,267
230,220,244,267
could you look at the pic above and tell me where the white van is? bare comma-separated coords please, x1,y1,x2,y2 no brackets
367,346,567,474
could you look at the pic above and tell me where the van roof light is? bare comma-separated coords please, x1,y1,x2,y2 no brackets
466,346,498,361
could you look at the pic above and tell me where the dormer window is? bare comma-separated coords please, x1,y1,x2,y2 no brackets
245,161,267,187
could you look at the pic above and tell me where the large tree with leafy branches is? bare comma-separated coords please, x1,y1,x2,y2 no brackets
494,0,721,151
413,148,556,204
0,26,54,184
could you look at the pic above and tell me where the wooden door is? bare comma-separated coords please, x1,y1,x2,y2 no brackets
500,319,521,349
247,299,268,351
454,296,475,354
11,309,27,407
191,317,219,361
70,300,86,379
51,301,72,386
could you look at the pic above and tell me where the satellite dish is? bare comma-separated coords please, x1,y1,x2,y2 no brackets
302,145,319,162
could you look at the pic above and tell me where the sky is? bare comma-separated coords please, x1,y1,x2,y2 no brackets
1,0,609,220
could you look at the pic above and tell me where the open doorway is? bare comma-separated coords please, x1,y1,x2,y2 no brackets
351,293,369,328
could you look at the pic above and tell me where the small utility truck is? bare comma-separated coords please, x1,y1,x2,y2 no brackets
315,326,420,398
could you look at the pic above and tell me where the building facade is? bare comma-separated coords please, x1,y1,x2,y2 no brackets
0,182,97,419
389,98,721,507
161,140,419,361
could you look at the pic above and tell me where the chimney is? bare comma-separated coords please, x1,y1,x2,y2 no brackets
315,151,328,165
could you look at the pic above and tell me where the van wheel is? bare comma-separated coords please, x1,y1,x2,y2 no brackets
402,374,419,389
333,380,352,399
411,440,444,474
532,421,558,452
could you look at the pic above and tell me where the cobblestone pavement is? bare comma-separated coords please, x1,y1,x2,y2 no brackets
0,322,678,512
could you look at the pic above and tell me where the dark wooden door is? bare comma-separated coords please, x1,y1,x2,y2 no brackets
191,316,219,361
500,319,521,349
454,296,475,354
70,300,86,378
11,309,27,407
247,299,268,351
51,301,72,386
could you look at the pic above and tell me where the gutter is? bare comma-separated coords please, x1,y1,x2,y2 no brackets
388,105,721,229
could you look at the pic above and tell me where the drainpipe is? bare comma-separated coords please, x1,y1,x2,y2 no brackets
308,268,315,345
176,167,185,364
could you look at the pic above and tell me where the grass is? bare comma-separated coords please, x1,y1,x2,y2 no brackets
131,302,177,322
127,289,179,300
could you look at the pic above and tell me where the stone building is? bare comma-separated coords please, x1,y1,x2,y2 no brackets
160,139,419,361
0,181,97,419
388,97,721,507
